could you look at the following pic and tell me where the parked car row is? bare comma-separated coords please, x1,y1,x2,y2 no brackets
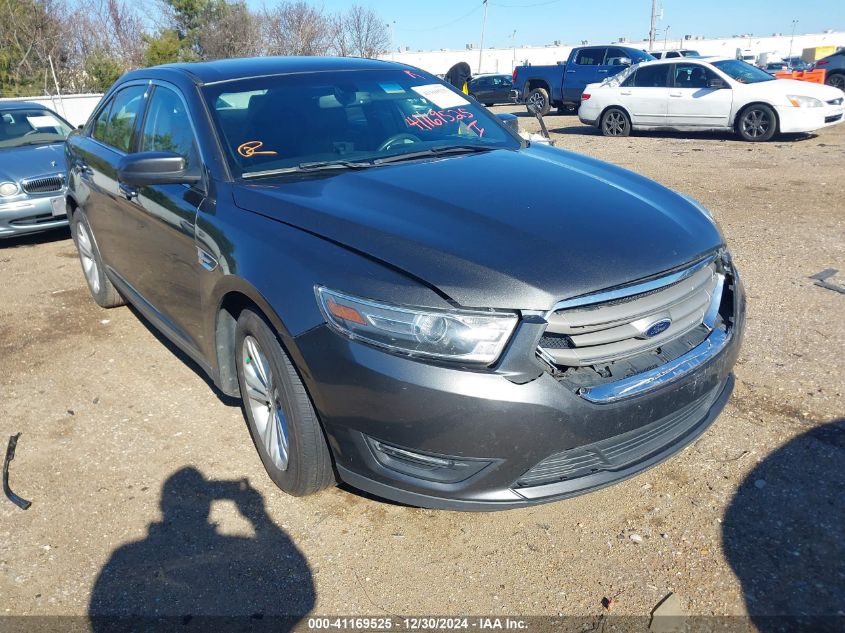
0,55,748,509
578,57,845,141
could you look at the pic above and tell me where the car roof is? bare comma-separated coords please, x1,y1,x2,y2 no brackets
636,56,731,66
120,56,408,86
0,100,59,111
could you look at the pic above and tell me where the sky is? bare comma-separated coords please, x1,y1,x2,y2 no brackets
248,0,845,52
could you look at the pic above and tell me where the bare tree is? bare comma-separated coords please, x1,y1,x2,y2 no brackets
261,1,329,57
198,0,258,60
326,11,351,57
343,4,389,59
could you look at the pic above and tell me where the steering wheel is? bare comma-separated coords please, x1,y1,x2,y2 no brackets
378,133,421,152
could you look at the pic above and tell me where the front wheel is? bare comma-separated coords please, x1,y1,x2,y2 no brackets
600,108,631,137
235,308,334,497
737,104,777,142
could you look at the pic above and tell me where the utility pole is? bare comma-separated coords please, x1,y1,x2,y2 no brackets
511,29,517,70
663,25,670,51
788,19,798,62
648,0,658,51
478,0,489,75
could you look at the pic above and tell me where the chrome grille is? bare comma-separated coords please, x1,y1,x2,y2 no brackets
22,174,65,194
541,258,723,367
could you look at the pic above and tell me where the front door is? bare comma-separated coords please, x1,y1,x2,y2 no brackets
564,48,605,102
119,83,207,353
667,62,733,128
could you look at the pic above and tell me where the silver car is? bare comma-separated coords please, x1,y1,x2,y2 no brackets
0,101,72,238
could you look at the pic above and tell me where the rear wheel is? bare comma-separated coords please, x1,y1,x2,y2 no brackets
600,108,631,137
235,308,334,497
526,87,551,116
737,104,777,142
71,212,124,308
826,72,845,92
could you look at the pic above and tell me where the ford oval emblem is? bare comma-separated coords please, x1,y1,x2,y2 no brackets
645,318,672,338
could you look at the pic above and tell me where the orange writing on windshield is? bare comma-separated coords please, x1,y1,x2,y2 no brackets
237,140,278,157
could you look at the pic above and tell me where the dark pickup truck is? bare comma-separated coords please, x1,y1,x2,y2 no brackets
511,45,653,115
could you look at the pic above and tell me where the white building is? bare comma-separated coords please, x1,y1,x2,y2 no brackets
382,31,845,76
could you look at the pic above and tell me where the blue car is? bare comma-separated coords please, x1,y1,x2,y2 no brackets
0,101,73,238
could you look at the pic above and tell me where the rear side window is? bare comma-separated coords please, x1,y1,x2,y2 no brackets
631,65,669,88
139,86,199,169
575,48,604,65
666,51,681,59
92,85,147,152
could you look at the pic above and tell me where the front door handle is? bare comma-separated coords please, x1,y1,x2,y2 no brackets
118,182,138,200
670,92,683,97
598,69,609,73
620,90,632,95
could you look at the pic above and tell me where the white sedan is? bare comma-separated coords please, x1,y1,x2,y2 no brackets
578,57,845,141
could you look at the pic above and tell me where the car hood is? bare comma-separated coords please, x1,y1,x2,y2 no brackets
232,145,723,310
0,143,65,182
743,78,843,101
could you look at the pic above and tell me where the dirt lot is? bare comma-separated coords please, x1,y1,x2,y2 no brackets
1,111,843,629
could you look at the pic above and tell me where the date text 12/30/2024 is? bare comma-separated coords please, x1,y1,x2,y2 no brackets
307,617,529,630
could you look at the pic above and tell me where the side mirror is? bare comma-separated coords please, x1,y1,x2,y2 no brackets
707,77,726,89
117,151,200,187
496,112,519,134
619,57,632,66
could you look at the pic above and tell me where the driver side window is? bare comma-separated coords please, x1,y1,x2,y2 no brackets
139,86,199,170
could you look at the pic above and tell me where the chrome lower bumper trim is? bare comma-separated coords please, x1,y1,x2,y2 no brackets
581,328,730,404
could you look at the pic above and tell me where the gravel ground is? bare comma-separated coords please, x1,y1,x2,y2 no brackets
1,112,843,629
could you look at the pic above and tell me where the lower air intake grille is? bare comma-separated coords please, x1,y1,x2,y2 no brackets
516,387,719,487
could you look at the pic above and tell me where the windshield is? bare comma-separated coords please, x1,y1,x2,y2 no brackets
0,108,72,149
712,60,776,84
204,68,520,177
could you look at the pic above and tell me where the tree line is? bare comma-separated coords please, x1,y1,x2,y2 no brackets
0,0,391,96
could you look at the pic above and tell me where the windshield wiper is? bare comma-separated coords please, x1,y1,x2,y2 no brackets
242,159,376,179
374,145,496,165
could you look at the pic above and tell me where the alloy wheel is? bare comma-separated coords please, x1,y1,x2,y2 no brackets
741,109,771,139
603,110,628,136
76,222,100,294
528,92,546,111
242,335,290,471
828,74,845,92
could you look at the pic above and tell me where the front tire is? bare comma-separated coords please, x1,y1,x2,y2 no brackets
526,87,551,116
235,308,334,497
600,107,631,137
826,72,845,93
737,104,777,142
71,211,124,308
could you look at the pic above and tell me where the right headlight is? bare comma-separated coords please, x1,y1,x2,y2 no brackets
316,286,518,365
787,95,823,108
0,182,20,197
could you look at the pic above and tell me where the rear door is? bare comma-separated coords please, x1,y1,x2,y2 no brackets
73,83,149,276
617,64,670,125
667,62,733,127
470,77,493,103
563,48,605,102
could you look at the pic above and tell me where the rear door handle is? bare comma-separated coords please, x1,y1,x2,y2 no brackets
670,92,683,97
620,90,632,95
118,182,138,200
566,70,576,74
598,69,609,73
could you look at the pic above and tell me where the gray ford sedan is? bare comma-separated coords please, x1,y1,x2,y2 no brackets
0,101,72,238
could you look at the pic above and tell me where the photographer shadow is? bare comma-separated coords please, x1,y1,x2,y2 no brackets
723,419,845,631
89,467,314,631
